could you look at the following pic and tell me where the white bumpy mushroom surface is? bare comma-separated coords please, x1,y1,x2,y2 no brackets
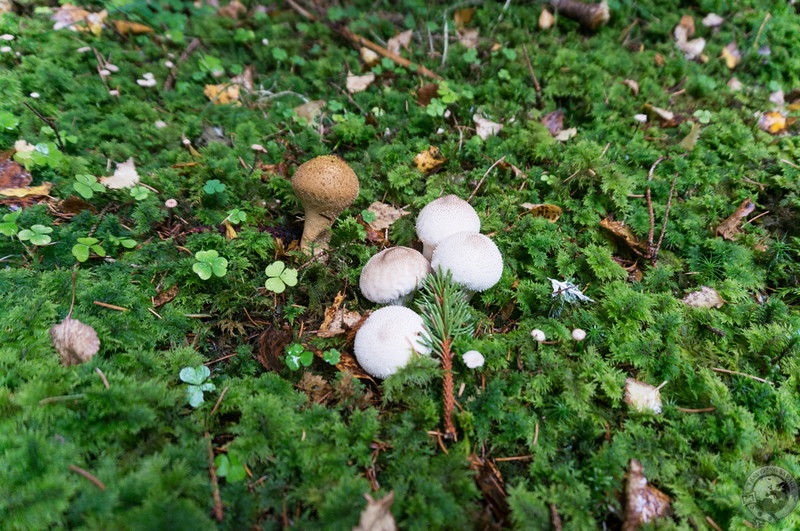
354,306,432,379
430,232,503,293
359,247,431,306
415,194,481,261
462,350,485,369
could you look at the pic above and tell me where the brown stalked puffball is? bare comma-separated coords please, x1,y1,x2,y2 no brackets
360,246,431,306
291,155,359,252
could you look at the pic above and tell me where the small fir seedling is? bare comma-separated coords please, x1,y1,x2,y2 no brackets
193,250,228,280
73,174,105,199
203,179,226,194
17,224,53,246
264,260,298,293
226,208,247,224
72,237,106,262
0,211,21,236
323,348,341,365
285,343,313,370
214,452,246,482
179,365,215,408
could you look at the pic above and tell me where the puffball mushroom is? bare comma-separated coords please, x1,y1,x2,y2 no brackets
354,306,432,379
462,350,485,369
431,232,503,297
291,155,359,252
416,194,481,260
360,246,431,306
530,329,546,343
572,328,587,341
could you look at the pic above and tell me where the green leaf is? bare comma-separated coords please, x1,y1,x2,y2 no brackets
0,222,17,236
0,111,19,130
193,262,212,280
186,385,204,407
91,245,106,257
264,277,286,293
120,238,137,248
195,250,219,262
225,454,246,482
280,268,298,287
323,349,341,364
72,244,90,262
30,234,52,246
215,454,230,476
16,229,34,241
264,261,286,277
203,179,225,194
180,366,210,385
77,237,99,245
210,257,228,277
74,182,94,199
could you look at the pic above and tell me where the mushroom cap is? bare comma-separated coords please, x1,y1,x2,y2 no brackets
430,232,503,292
291,155,359,218
462,350,485,369
354,306,432,379
415,195,480,253
360,247,431,305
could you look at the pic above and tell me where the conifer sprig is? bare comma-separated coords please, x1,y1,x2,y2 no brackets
416,268,475,440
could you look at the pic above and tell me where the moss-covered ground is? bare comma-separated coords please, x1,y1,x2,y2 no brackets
2,0,800,529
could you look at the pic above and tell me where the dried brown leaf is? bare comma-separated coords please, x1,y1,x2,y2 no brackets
298,372,332,404
416,83,440,106
624,378,663,413
643,104,674,123
111,19,154,35
346,72,375,94
387,30,412,56
413,145,447,173
457,28,479,49
318,292,362,338
600,217,648,253
153,285,179,307
715,198,755,240
539,8,555,29
223,219,237,240
0,182,53,198
541,109,564,136
354,491,397,531
366,202,409,231
294,100,325,123
0,154,32,189
256,324,293,372
679,122,702,151
682,286,725,309
520,203,562,222
469,454,510,526
217,0,246,18
50,317,101,366
230,65,255,93
623,79,639,95
52,4,91,31
677,14,695,38
473,114,503,140
59,196,97,215
623,459,671,531
453,7,475,27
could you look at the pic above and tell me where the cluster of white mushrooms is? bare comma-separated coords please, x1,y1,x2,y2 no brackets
354,195,503,379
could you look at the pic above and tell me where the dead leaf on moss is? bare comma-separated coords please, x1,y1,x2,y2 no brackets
360,47,379,67
681,286,725,309
469,453,510,526
715,198,755,240
624,379,663,414
721,42,741,69
354,491,397,531
454,7,475,27
416,83,440,106
346,72,375,94
623,79,639,95
230,65,255,93
0,182,53,198
499,161,528,180
539,8,555,29
643,104,674,123
52,4,90,31
298,372,333,404
600,217,648,253
203,83,240,104
0,154,32,189
294,100,325,123
153,285,179,307
457,28,479,49
473,114,503,140
59,196,97,215
623,459,671,531
223,219,237,240
100,158,139,189
541,109,564,136
387,30,413,56
110,19,154,35
50,316,101,366
702,13,724,27
758,111,787,134
217,0,246,18
520,203,562,222
318,292,362,338
366,202,409,231
675,14,695,39
679,122,702,151
555,127,577,142
413,145,447,173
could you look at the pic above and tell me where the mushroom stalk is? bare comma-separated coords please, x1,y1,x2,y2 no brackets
551,0,610,30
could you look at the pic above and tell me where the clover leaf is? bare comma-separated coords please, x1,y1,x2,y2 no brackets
323,348,341,365
193,250,228,280
0,211,21,237
179,365,215,407
203,179,226,194
74,174,105,199
17,224,53,246
215,453,246,482
0,111,19,130
72,237,106,262
264,260,298,294
285,343,313,370
130,185,150,201
226,208,247,225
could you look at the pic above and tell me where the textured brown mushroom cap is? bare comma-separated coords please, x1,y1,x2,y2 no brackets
360,247,431,305
291,155,359,218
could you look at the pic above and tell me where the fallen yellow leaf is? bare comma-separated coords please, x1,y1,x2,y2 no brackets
203,84,240,105
413,146,447,173
223,219,237,240
519,203,562,222
759,111,786,134
0,182,53,197
111,19,154,35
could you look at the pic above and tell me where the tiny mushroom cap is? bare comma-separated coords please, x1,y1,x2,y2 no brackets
530,329,546,343
360,246,431,306
416,194,481,260
431,232,503,294
572,328,587,341
354,306,432,379
291,155,359,252
462,350,485,369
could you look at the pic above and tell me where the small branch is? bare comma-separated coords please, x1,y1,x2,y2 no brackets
39,394,86,405
652,172,678,263
494,455,534,462
675,406,716,413
95,367,110,389
68,465,106,491
533,421,539,446
93,301,130,312
67,270,77,319
645,156,668,249
521,44,541,107
206,433,224,522
164,38,201,91
467,155,506,202
204,352,238,366
550,503,564,531
210,386,229,418
23,101,65,152
711,367,773,385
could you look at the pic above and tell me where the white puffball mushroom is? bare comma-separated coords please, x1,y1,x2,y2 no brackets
462,350,485,369
431,232,503,296
572,328,587,341
360,246,431,306
530,329,546,342
416,195,480,260
354,306,432,379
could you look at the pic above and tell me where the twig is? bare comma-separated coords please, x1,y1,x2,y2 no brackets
645,156,668,248
494,455,534,462
22,102,65,152
752,12,771,50
68,465,106,491
39,394,86,404
652,172,678,263
533,421,539,446
204,352,238,366
521,44,541,107
711,367,773,385
210,386,229,418
705,516,723,531
550,503,564,531
95,367,110,389
780,158,799,169
93,301,129,312
206,432,224,521
328,81,366,114
67,270,78,319
164,38,201,91
675,406,716,413
147,307,162,319
467,155,506,202
286,0,442,80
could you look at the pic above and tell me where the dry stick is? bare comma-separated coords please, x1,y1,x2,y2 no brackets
68,465,106,491
210,386,229,418
652,172,678,263
494,455,534,462
206,433,224,522
752,12,772,51
676,406,716,413
550,504,564,531
205,352,238,366
645,156,668,249
467,155,506,202
22,102,65,152
286,0,442,81
711,367,773,385
93,301,129,312
95,367,110,389
521,44,542,107
705,515,723,531
441,338,457,440
164,38,201,91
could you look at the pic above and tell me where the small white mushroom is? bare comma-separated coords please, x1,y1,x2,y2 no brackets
572,328,587,341
354,306,432,379
415,195,480,260
462,350,485,369
530,329,546,343
430,232,503,297
360,246,431,306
